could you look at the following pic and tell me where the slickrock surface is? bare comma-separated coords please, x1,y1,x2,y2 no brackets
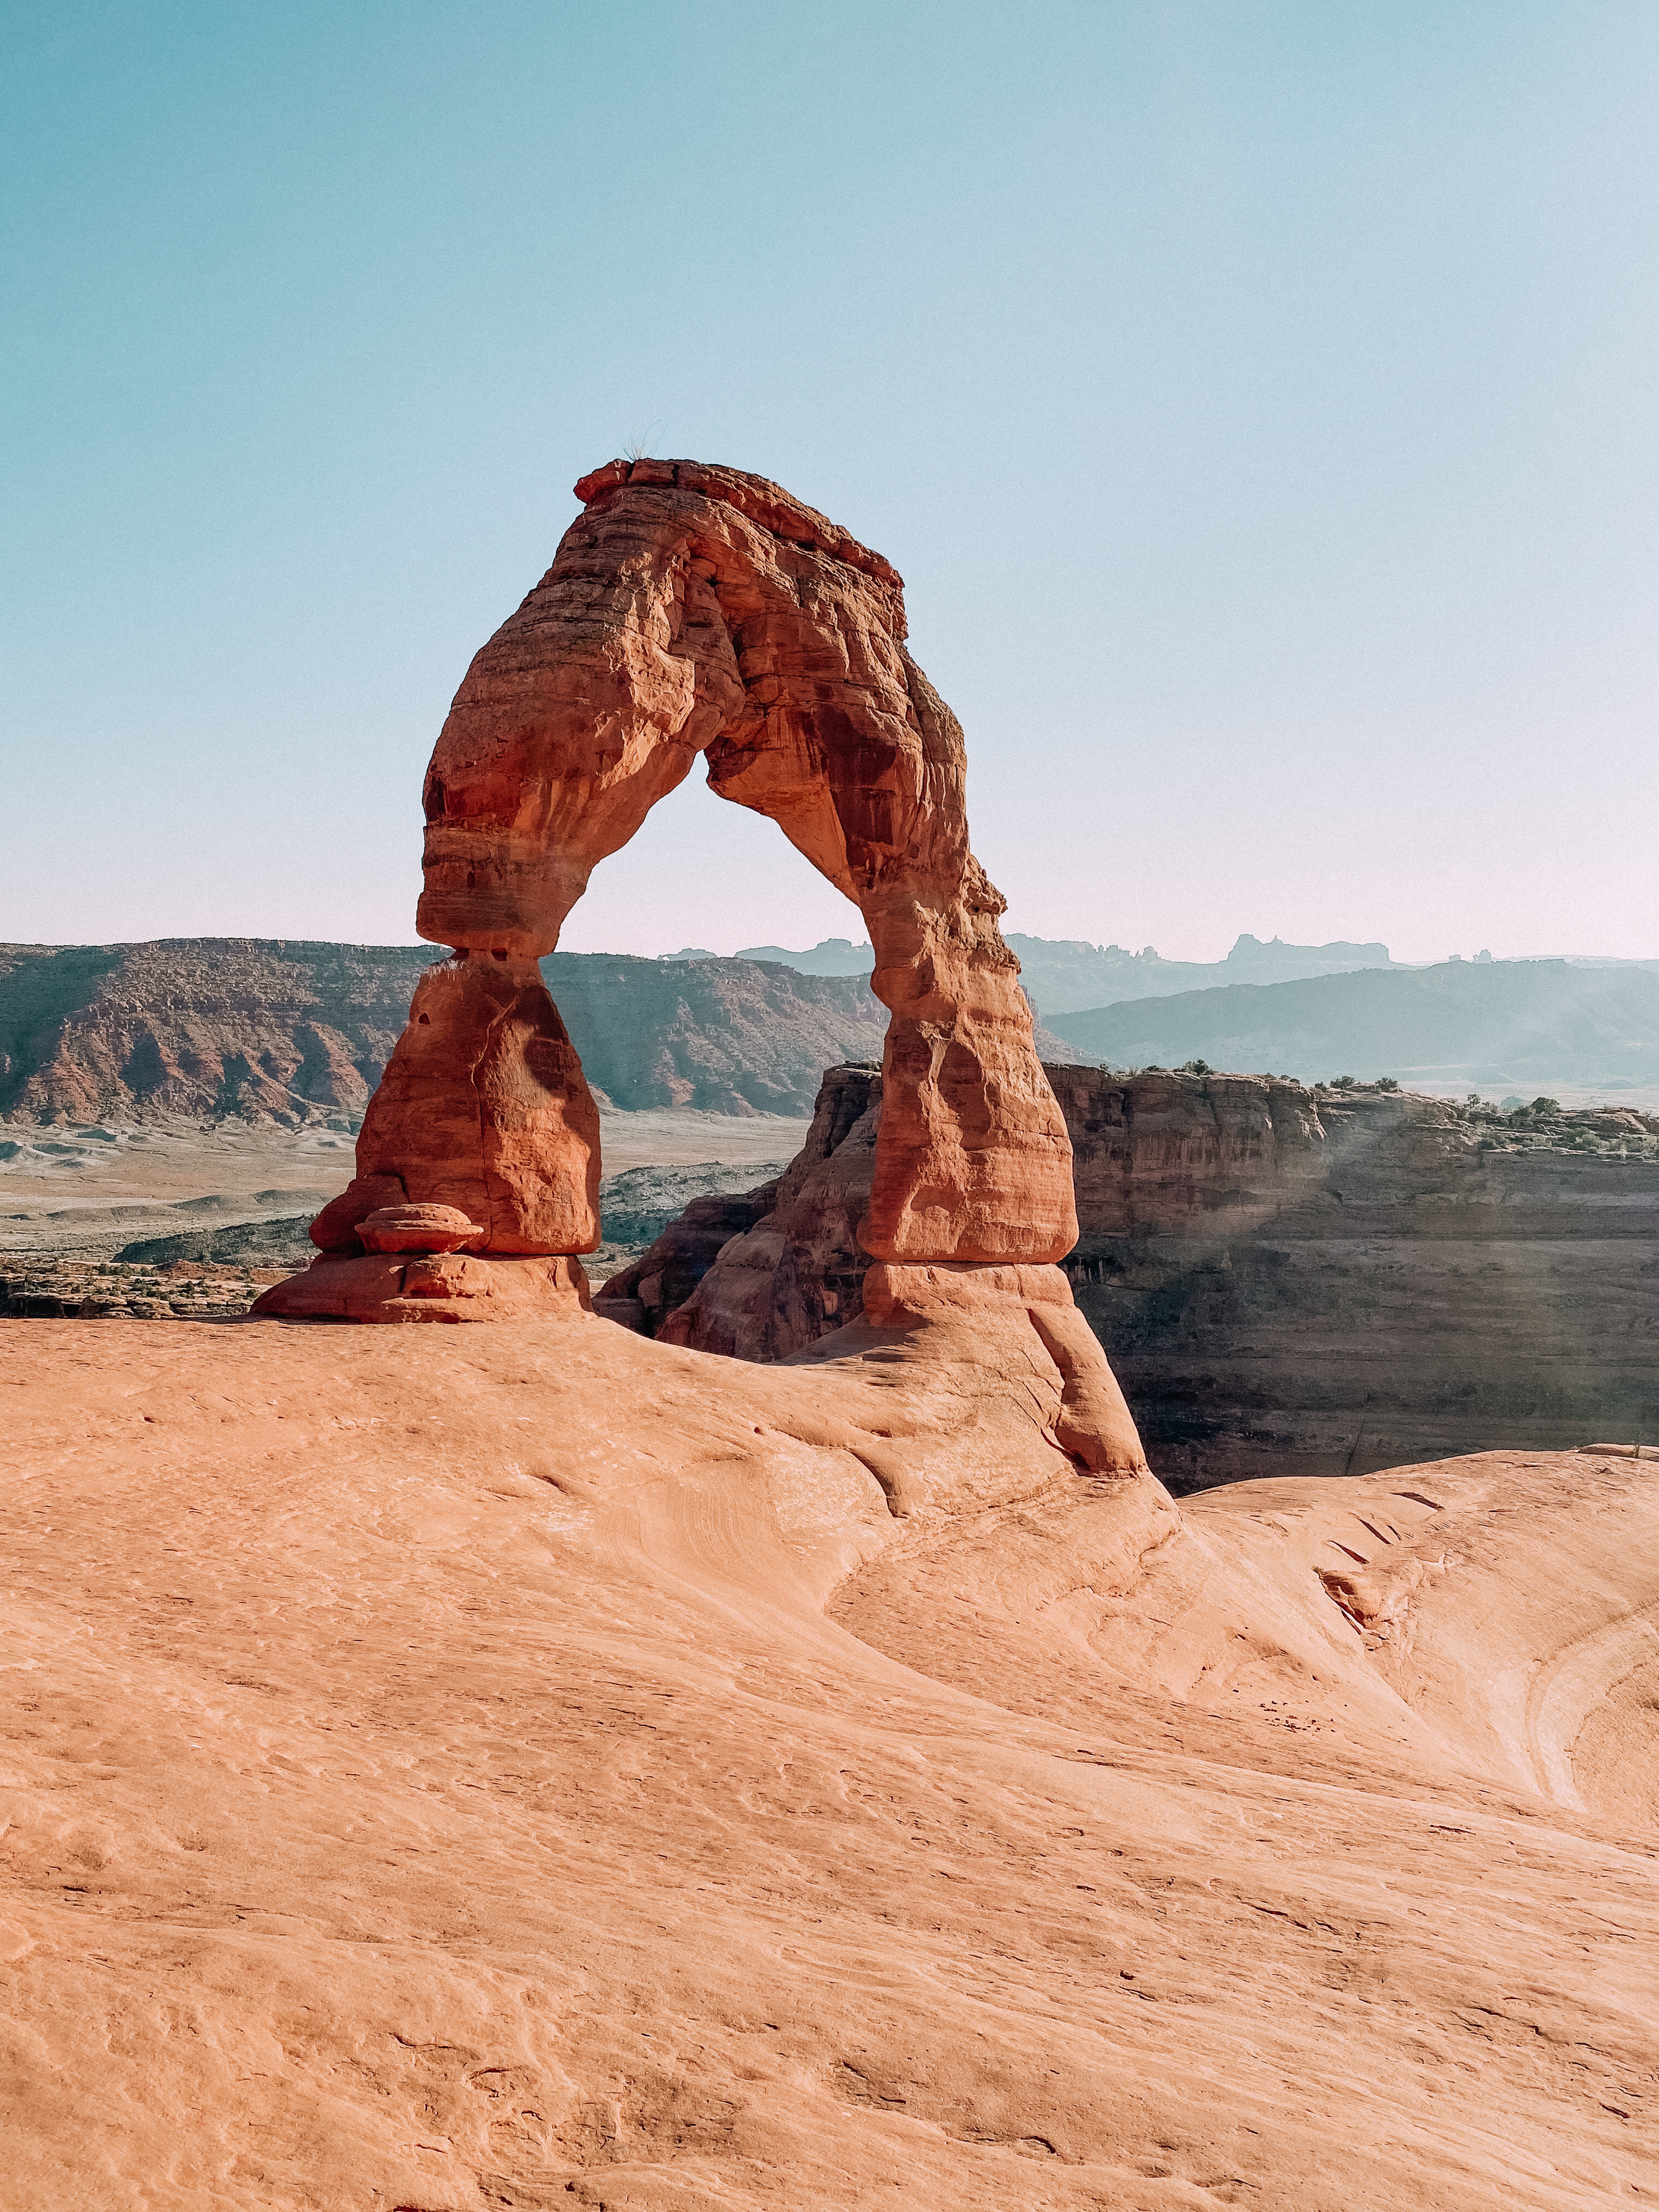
250,1249,593,1324
611,1066,1659,1488
409,457,1075,1269
2,1316,1655,2208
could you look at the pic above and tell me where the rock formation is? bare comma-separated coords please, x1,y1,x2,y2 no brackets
410,455,1073,1265
260,460,1128,1464
622,1064,1659,1487
600,1063,880,1352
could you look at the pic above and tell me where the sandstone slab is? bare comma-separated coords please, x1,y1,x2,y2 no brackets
2,1316,1654,2207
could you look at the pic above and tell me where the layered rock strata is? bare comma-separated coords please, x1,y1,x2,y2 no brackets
262,462,1127,1467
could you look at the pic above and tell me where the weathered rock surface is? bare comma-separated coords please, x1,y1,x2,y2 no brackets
349,954,600,1256
607,1063,879,1349
250,1249,591,1323
3,1315,1655,2206
1057,1068,1659,1485
256,957,603,1316
357,1203,483,1254
410,456,1076,1268
622,1064,1659,1487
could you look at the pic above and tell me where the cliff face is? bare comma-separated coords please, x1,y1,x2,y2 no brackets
0,941,891,1125
1058,1071,1659,1487
610,1066,1659,1489
0,940,438,1124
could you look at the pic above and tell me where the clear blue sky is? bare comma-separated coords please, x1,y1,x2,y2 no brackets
3,3,1655,962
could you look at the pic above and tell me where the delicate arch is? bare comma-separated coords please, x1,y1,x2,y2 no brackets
311,460,1076,1271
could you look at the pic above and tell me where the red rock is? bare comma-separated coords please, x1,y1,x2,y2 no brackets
356,1204,483,1255
309,1171,408,1253
859,1259,1145,1476
405,458,1075,1274
349,955,600,1256
251,1250,591,1323
630,1063,879,1352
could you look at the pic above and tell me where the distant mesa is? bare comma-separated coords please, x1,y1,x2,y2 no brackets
1048,958,1659,1096
732,937,875,975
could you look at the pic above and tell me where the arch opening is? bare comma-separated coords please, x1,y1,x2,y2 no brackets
280,459,1092,1318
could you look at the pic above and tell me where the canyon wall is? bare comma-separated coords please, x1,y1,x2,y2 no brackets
605,1066,1659,1489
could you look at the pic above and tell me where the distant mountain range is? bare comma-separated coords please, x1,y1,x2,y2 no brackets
1050,960,1659,1097
733,932,1659,1024
6,935,1656,1126
719,932,1400,1012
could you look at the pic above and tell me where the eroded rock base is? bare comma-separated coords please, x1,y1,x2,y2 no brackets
250,1250,591,1323
856,1260,1147,1477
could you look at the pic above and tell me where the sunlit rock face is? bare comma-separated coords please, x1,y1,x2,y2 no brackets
265,460,1092,1394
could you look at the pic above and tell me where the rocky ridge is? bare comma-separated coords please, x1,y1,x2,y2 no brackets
0,940,909,1125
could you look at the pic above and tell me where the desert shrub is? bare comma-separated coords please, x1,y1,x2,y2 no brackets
1374,1076,1400,1092
1180,1058,1212,1076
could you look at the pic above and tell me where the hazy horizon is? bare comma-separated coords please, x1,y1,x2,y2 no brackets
4,5,1656,963
3,922,1651,973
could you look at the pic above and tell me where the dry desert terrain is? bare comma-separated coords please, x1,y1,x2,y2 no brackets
2,1308,1655,2209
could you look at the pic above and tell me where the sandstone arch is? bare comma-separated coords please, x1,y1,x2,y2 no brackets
261,461,1150,1486
312,458,1077,1273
